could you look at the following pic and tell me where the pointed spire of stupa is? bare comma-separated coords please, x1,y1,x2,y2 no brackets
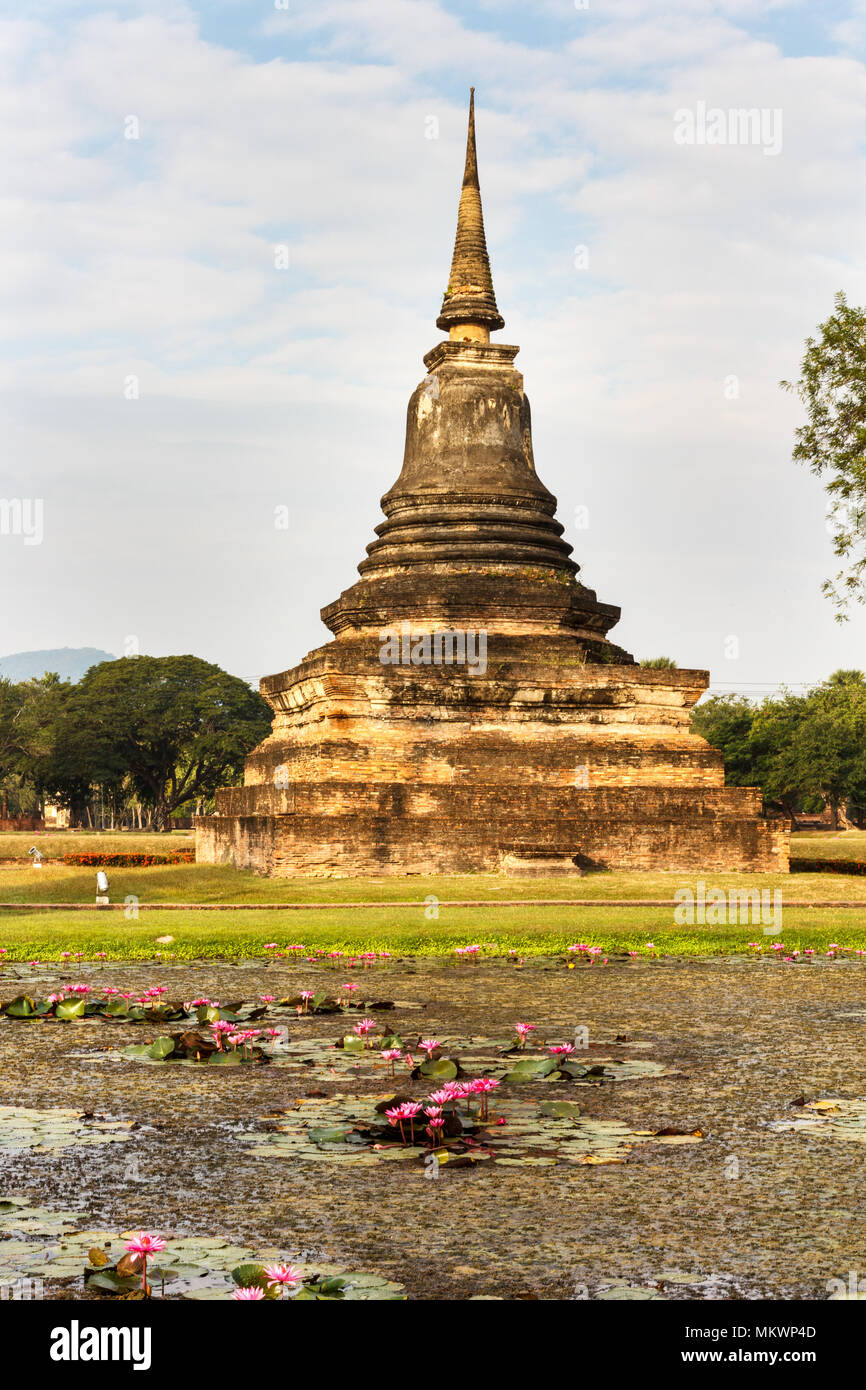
436,89,505,337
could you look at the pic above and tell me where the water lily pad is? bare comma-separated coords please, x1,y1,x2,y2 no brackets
539,1101,582,1119
770,1097,866,1142
504,1057,558,1082
0,1196,407,1300
595,1283,667,1301
0,1106,133,1154
417,1058,459,1081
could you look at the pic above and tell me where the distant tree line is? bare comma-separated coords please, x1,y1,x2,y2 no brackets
0,655,272,831
692,669,866,829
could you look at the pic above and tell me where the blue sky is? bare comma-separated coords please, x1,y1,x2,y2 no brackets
2,0,866,695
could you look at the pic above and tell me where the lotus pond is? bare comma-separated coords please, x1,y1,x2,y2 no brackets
1,948,865,1300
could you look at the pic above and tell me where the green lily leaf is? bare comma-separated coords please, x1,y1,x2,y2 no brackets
309,1126,356,1146
231,1261,280,1298
84,1267,141,1294
418,1058,459,1080
504,1056,558,1082
3,995,37,1018
55,999,86,1020
539,1100,582,1119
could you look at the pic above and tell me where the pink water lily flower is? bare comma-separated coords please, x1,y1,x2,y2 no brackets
386,1100,423,1144
124,1232,166,1294
263,1263,302,1295
125,1232,165,1257
381,1048,401,1076
385,1105,412,1143
353,1018,377,1046
440,1082,464,1108
471,1076,500,1120
210,1019,235,1051
232,1286,265,1300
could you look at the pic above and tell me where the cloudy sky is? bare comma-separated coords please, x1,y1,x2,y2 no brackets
2,0,866,695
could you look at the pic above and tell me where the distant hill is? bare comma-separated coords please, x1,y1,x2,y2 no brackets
0,647,116,683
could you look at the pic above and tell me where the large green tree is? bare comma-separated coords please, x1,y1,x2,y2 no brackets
0,674,76,818
792,670,866,827
54,656,273,830
694,673,866,826
691,694,757,786
5,656,271,830
781,292,866,618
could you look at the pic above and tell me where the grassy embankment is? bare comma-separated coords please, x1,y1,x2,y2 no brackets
0,828,864,959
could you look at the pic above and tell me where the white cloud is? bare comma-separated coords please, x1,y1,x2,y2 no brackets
1,0,865,686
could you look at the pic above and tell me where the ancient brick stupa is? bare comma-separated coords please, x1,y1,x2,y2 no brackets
196,92,787,877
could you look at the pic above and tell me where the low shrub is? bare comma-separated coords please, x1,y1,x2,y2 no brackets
61,851,195,867
791,858,866,875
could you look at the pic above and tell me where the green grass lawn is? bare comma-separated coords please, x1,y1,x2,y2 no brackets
0,831,194,860
790,829,866,860
0,908,864,961
0,898,864,961
1,830,864,960
2,861,866,905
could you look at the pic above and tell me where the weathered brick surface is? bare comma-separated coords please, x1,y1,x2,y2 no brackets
196,653,788,875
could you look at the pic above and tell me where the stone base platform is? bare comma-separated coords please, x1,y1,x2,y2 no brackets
195,782,786,877
195,652,788,877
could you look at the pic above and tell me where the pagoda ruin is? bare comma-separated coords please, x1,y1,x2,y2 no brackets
195,92,788,877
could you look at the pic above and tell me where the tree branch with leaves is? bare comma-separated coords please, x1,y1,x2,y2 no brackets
781,291,866,620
